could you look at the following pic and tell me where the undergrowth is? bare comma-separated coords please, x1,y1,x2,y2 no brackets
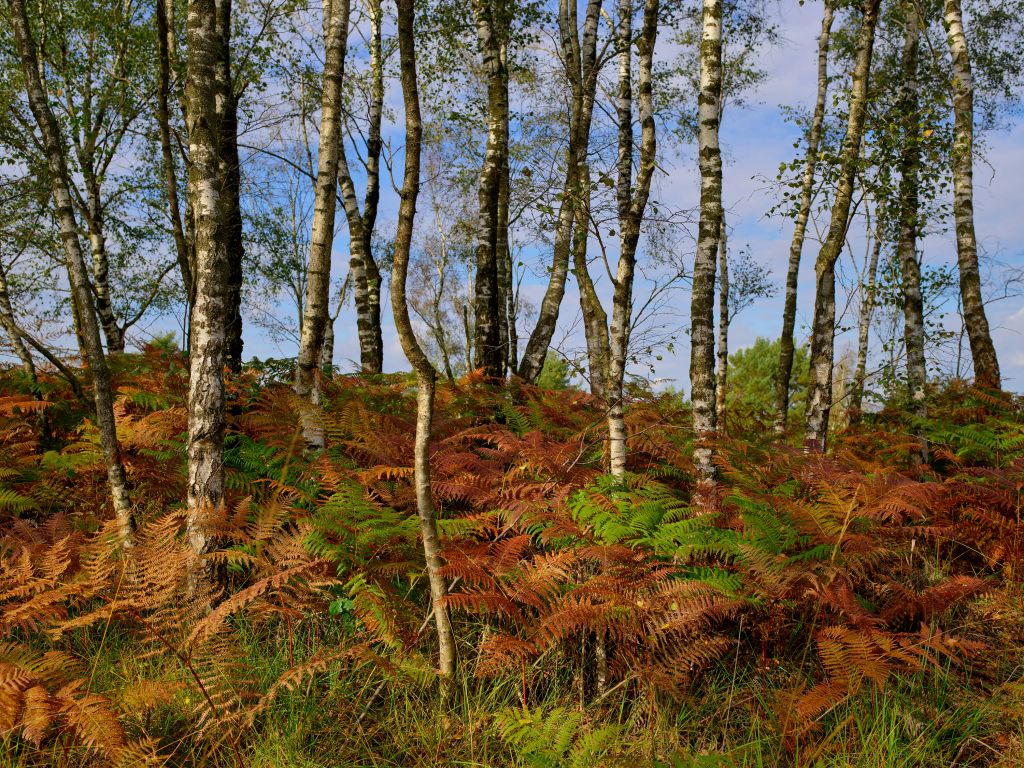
0,349,1021,766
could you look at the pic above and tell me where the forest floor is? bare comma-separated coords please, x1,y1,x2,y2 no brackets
0,349,1022,767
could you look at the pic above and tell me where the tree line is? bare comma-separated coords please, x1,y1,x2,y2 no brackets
1,0,1021,670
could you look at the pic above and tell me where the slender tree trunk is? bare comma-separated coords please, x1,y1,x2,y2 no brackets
295,0,350,450
157,0,194,307
0,259,51,443
851,216,882,413
8,0,133,543
0,259,35,377
942,0,1000,389
804,0,880,452
573,175,609,400
774,1,834,435
322,273,349,377
338,0,384,374
392,0,456,678
607,0,658,479
690,0,723,485
184,0,230,576
714,216,729,425
472,0,510,379
82,192,125,353
897,4,927,451
215,0,245,373
517,0,601,383
497,135,513,375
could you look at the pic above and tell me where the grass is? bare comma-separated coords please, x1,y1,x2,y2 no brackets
4,608,1020,767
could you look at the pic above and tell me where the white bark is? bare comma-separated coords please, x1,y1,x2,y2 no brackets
690,0,723,487
184,0,231,576
942,0,1000,389
295,0,351,449
392,0,457,678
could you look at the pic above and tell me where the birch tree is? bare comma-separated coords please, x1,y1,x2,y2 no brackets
803,0,880,452
391,0,457,678
6,0,134,543
295,0,351,449
896,2,927,442
338,0,386,375
605,0,658,477
184,0,231,574
516,0,603,383
690,0,723,483
773,0,833,435
850,212,883,413
941,0,1000,389
471,0,511,379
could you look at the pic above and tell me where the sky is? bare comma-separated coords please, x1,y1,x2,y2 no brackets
236,0,1024,395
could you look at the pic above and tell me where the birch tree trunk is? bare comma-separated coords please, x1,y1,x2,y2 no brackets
156,0,194,305
472,0,510,379
392,0,457,678
851,216,882,413
773,0,834,435
338,0,384,375
897,4,927,449
497,137,514,375
0,258,36,378
573,174,609,400
606,0,658,479
690,0,723,485
804,0,880,452
714,216,728,425
215,0,245,373
516,0,601,383
8,0,134,543
942,0,1000,389
82,195,125,354
295,0,350,450
184,0,230,575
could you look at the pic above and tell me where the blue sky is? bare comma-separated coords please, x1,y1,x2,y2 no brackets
236,0,1024,394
